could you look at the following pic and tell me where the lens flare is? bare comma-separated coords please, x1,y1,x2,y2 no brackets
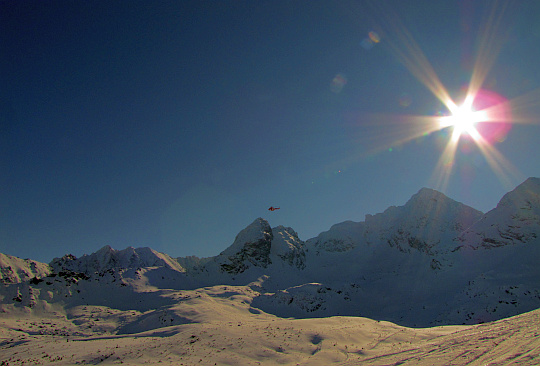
331,73,348,93
360,30,381,50
368,31,380,43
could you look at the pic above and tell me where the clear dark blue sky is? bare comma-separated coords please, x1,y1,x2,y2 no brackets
2,1,540,262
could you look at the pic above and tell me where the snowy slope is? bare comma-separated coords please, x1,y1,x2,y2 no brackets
2,281,540,365
458,177,540,249
0,253,50,284
307,187,483,256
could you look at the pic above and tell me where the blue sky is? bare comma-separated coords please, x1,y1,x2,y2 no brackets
2,1,540,263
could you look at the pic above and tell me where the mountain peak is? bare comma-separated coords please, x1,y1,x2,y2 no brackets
522,177,540,185
97,245,114,253
497,177,540,210
311,186,483,256
459,177,540,248
218,218,273,274
221,218,271,257
2,178,540,328
407,187,451,205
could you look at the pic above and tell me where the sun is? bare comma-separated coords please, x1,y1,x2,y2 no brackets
440,100,488,142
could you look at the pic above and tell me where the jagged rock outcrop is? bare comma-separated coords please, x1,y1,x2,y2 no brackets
217,218,273,274
209,219,306,275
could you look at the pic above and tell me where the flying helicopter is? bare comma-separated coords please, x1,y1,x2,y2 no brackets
268,206,280,211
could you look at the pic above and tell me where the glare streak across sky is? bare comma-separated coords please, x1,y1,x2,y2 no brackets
465,0,512,103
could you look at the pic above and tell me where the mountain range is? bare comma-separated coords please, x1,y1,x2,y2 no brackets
1,177,539,329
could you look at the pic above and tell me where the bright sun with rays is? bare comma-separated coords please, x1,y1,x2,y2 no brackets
440,100,488,142
353,1,539,192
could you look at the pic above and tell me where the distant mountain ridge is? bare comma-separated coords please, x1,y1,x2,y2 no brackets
50,245,185,274
308,186,484,256
2,177,540,327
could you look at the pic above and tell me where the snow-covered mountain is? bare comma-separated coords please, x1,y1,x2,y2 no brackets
50,245,186,275
306,186,483,258
1,178,539,327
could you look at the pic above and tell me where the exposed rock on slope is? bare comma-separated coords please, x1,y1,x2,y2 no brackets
271,226,306,269
217,218,273,274
215,218,306,274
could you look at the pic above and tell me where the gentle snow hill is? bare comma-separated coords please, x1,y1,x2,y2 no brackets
2,284,540,365
0,253,50,284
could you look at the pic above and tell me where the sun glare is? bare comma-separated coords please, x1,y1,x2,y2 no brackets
441,102,487,142
350,1,530,193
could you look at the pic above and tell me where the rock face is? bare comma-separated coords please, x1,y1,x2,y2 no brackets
218,218,273,274
216,218,306,274
271,226,306,269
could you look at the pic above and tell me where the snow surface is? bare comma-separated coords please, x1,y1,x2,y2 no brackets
1,285,539,365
